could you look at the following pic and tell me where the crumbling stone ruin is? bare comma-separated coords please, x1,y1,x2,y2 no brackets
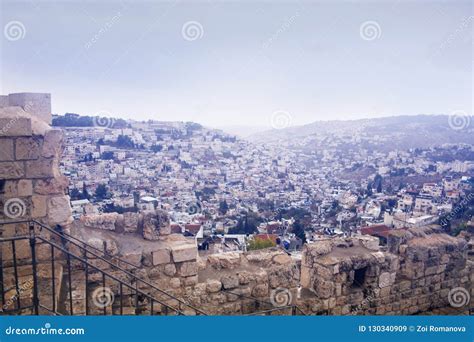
0,94,472,316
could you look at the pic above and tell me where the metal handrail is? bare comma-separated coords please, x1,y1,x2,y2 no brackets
0,219,206,315
34,235,185,315
0,219,139,268
0,234,184,315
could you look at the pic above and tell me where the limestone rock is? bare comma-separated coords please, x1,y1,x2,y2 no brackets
122,212,139,233
41,129,63,158
163,263,177,277
309,241,333,256
0,161,24,179
33,175,68,195
0,108,32,136
47,195,73,225
0,138,14,161
206,279,222,293
272,253,292,265
26,159,57,178
15,137,41,160
221,275,239,290
207,252,241,269
170,278,181,289
81,213,118,231
142,209,171,240
252,284,268,297
17,179,32,196
170,243,197,263
178,261,198,277
87,237,118,256
152,248,171,265
31,195,47,218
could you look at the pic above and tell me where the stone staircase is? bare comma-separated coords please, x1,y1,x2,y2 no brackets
0,220,206,316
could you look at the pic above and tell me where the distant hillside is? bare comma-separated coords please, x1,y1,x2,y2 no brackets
248,115,474,152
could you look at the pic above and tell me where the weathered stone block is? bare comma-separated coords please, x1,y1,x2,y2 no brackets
206,279,222,293
309,241,333,256
313,278,334,299
152,248,171,265
31,195,47,218
425,266,438,276
272,253,292,265
15,137,41,160
0,116,32,136
183,275,198,286
163,263,176,277
0,138,14,160
221,275,239,290
165,277,179,289
207,252,241,269
41,129,62,158
26,159,56,178
122,252,142,265
142,209,171,240
171,244,197,263
252,283,269,297
3,180,17,196
47,195,72,225
17,179,32,196
178,261,198,277
81,213,118,231
33,175,68,195
0,161,24,179
122,212,139,233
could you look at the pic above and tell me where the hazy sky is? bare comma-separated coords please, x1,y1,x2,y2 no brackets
0,0,472,128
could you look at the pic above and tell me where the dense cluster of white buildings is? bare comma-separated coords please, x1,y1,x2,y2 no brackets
59,118,474,251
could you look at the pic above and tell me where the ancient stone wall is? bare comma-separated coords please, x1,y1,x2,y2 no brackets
0,93,52,124
0,101,71,313
298,230,472,315
71,213,473,315
0,106,72,230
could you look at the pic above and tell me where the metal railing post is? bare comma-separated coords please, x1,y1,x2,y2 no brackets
29,222,39,315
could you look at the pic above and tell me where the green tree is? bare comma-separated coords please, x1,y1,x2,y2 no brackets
95,184,108,200
366,182,373,196
82,183,90,200
151,144,163,152
292,219,307,244
116,135,135,149
219,200,229,215
374,174,383,193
